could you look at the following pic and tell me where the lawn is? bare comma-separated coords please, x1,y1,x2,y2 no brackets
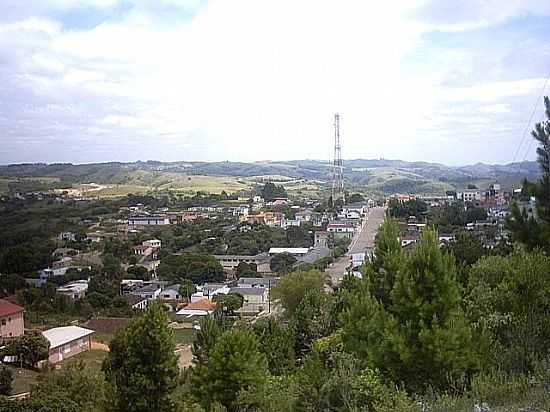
172,328,196,345
8,367,40,395
60,349,108,373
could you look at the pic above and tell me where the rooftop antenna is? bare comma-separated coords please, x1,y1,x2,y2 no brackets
331,113,345,205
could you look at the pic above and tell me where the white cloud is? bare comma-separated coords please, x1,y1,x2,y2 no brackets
0,0,549,164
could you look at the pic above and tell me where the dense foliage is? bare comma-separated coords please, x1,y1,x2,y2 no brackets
156,253,224,284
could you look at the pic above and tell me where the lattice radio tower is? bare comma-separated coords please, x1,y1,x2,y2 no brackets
331,113,345,204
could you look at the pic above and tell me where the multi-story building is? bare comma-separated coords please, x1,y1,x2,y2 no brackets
0,299,24,341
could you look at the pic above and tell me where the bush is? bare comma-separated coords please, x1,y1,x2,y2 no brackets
0,365,13,395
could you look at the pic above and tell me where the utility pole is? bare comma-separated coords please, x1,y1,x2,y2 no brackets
331,113,345,205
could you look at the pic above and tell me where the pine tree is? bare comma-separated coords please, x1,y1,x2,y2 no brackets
365,219,403,305
199,329,268,412
343,228,477,392
507,96,550,251
103,301,179,412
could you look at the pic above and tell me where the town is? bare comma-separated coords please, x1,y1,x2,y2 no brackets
2,1,550,411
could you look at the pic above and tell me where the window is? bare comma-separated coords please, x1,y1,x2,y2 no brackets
1,319,5,326
64,344,71,353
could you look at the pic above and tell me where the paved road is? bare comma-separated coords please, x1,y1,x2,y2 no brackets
348,206,386,254
326,206,386,285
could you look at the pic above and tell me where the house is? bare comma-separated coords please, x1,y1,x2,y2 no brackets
128,215,170,226
0,299,24,340
56,280,88,300
327,222,355,239
458,189,482,203
400,235,418,247
438,234,455,245
133,245,153,257
160,284,181,300
237,277,279,289
295,210,314,222
213,253,271,273
281,219,301,229
351,253,366,268
143,239,162,249
193,284,230,301
176,299,217,317
42,326,94,364
128,284,162,300
122,294,149,310
57,231,77,242
268,247,310,257
314,231,330,247
229,287,269,313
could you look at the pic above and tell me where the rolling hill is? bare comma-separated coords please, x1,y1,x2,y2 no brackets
0,159,539,197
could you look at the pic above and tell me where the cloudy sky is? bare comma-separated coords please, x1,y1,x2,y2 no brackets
1,0,550,165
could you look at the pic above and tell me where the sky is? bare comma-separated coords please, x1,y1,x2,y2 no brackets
1,0,550,166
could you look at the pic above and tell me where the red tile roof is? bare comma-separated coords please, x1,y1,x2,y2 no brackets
0,299,24,317
185,299,218,311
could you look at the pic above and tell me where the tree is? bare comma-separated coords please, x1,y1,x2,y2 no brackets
443,231,486,286
33,361,107,412
347,193,365,204
261,182,287,201
290,289,334,357
126,265,150,281
466,251,550,373
213,293,244,315
465,207,487,223
192,317,221,365
102,301,179,412
253,318,295,375
343,229,477,392
235,261,257,278
197,329,268,412
8,330,49,369
0,365,13,395
0,393,80,412
365,219,403,306
0,274,26,298
157,253,224,284
270,270,325,317
178,279,196,300
102,253,122,278
507,96,550,251
270,252,297,274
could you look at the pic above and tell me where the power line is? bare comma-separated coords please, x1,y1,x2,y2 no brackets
513,72,550,173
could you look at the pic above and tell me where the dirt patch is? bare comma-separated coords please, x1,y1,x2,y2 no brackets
175,344,193,369
84,317,131,334
91,341,110,351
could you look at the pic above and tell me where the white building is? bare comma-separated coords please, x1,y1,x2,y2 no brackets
128,215,170,226
160,284,181,300
458,189,482,203
268,247,310,257
143,239,162,249
56,280,89,300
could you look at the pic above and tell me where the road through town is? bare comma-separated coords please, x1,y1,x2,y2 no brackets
326,206,386,284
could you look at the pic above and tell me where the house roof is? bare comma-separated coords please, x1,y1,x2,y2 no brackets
42,326,94,349
229,287,267,296
237,277,279,286
184,299,217,311
268,247,309,255
0,299,24,317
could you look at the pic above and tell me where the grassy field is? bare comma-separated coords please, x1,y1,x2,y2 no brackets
172,328,196,345
0,176,62,195
9,367,39,395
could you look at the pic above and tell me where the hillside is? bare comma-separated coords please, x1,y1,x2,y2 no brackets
0,159,539,197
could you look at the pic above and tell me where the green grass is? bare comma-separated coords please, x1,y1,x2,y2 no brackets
172,328,197,345
8,367,40,395
61,349,108,373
